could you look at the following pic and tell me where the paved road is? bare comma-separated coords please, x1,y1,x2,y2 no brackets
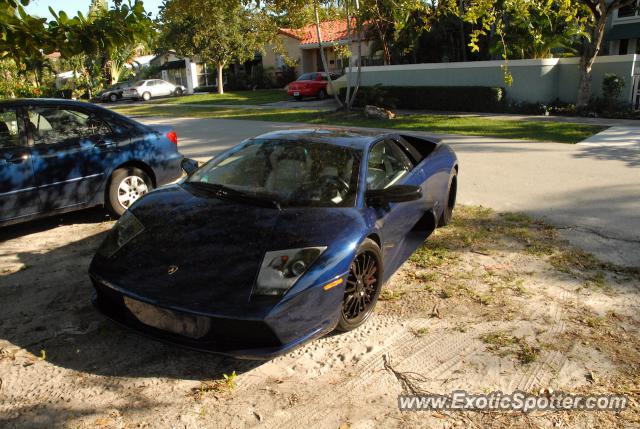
139,116,640,267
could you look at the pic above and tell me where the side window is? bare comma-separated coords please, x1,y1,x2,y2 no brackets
28,107,111,146
0,108,23,149
392,137,423,167
367,140,410,190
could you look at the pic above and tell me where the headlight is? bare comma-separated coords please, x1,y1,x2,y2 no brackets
97,210,145,258
253,247,326,296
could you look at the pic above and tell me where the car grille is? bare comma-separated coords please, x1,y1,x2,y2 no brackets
92,279,282,351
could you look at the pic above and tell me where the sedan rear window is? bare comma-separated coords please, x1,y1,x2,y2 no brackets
297,73,316,81
0,109,21,148
188,139,362,208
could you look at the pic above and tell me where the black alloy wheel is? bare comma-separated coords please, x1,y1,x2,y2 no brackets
336,238,383,331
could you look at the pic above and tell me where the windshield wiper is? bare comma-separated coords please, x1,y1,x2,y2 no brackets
186,182,281,210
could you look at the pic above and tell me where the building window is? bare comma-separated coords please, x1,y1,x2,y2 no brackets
620,39,630,55
167,67,186,87
196,63,215,87
618,0,638,18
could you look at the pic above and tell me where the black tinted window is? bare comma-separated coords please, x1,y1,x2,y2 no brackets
367,140,410,190
0,108,22,149
28,107,111,145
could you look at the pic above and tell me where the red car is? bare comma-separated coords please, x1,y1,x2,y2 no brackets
287,72,340,100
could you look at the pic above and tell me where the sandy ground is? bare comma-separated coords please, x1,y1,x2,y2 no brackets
0,206,639,429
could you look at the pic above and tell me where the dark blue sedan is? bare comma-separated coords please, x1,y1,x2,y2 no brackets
0,99,183,226
89,129,458,359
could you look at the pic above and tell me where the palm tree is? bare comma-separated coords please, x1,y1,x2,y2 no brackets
107,44,140,84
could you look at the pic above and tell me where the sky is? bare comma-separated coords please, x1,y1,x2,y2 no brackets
25,0,164,19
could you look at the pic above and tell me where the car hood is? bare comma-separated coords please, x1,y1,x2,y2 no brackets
90,184,363,315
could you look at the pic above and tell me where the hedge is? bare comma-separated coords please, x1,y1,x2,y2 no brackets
339,85,506,113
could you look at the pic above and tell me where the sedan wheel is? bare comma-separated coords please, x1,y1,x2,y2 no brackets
118,175,149,209
142,92,151,101
109,93,118,102
336,239,383,331
106,167,152,217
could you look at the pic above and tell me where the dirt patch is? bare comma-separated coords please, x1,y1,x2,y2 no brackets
0,206,638,428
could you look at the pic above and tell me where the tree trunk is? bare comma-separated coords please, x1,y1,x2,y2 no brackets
313,2,344,108
576,11,608,109
347,16,364,110
217,62,224,95
458,0,467,62
345,1,353,109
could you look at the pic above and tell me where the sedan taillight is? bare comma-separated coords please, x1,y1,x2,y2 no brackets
166,130,178,145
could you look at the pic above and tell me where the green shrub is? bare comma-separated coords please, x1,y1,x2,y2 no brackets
339,85,506,112
275,66,297,88
194,85,217,93
506,100,547,115
251,64,276,89
602,73,625,101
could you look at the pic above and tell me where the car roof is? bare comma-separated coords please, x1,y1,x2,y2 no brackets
0,98,146,127
0,98,106,109
248,128,393,149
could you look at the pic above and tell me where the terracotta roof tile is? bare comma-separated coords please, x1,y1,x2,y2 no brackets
280,19,360,45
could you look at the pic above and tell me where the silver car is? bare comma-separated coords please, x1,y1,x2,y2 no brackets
122,79,186,101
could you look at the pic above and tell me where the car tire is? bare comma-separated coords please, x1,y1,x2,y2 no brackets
109,93,118,102
317,89,326,100
142,92,151,101
106,167,153,217
336,238,384,332
438,172,457,227
174,87,183,96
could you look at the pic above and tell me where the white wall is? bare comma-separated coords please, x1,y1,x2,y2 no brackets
340,55,640,104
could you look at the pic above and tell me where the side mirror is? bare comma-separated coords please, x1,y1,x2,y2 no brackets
366,185,422,206
181,158,199,175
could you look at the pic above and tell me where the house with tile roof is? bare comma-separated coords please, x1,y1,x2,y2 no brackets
262,19,378,76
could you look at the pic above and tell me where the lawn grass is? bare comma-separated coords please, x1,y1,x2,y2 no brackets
148,89,289,106
112,104,606,144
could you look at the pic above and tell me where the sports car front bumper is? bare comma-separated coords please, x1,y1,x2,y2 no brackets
90,273,342,359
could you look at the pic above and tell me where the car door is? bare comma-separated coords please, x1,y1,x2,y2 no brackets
366,139,425,277
141,80,154,97
313,73,324,92
151,80,166,97
0,105,40,223
159,80,174,96
27,105,116,211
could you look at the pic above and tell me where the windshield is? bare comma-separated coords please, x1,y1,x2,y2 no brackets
135,80,146,86
187,138,362,207
297,73,315,81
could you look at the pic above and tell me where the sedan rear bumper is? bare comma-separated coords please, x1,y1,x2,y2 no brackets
287,88,317,97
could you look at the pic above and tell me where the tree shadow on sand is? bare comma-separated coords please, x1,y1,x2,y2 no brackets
0,210,262,385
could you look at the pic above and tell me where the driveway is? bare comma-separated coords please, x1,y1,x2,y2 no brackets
139,116,640,267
